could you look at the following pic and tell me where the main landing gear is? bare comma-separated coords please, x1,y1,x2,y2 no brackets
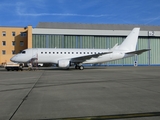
75,65,84,70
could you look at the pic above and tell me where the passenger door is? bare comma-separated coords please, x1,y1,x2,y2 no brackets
31,49,38,66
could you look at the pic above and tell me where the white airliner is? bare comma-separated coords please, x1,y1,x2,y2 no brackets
11,28,150,70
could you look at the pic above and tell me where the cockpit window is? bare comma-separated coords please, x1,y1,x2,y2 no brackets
21,51,26,54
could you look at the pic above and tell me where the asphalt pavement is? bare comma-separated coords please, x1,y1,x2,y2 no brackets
0,66,160,120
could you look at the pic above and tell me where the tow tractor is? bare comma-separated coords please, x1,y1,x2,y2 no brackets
4,62,24,71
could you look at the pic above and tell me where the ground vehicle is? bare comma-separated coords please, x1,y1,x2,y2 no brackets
4,62,24,71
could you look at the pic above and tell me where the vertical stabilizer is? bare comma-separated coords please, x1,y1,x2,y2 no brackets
118,28,140,51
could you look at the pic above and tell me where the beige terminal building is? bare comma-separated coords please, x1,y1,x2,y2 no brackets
0,22,160,66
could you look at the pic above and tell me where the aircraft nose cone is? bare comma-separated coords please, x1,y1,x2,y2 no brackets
10,56,16,62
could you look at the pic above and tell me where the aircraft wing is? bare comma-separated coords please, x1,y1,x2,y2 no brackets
71,52,112,63
126,49,151,55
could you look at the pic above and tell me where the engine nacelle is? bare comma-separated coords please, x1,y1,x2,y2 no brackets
58,59,70,68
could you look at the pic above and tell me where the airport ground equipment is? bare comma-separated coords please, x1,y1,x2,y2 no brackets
4,62,24,71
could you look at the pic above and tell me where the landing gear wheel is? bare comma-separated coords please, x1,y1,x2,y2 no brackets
79,66,84,70
75,65,79,69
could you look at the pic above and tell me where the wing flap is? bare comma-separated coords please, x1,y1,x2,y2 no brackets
126,49,151,55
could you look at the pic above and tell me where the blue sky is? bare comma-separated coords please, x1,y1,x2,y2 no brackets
0,0,160,27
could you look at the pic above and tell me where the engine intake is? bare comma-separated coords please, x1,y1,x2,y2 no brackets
58,60,70,68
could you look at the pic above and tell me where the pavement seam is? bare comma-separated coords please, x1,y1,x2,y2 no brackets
9,71,45,120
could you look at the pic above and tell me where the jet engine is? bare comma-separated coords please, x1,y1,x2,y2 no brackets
58,60,71,68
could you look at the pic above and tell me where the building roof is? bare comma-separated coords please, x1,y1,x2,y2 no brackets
36,22,160,31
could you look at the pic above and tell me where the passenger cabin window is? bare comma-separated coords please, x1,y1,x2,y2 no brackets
41,52,43,54
21,51,26,54
49,52,51,54
45,52,47,54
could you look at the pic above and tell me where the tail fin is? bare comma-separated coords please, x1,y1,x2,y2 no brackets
118,28,140,51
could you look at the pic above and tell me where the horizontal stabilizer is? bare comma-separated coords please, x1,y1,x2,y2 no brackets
126,49,151,55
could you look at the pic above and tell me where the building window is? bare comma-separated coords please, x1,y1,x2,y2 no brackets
2,41,6,46
20,41,24,46
12,32,16,36
12,41,15,46
12,50,15,54
2,50,6,55
2,31,6,36
20,32,26,37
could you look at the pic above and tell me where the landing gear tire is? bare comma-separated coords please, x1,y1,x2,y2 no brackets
79,66,84,70
75,65,79,69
